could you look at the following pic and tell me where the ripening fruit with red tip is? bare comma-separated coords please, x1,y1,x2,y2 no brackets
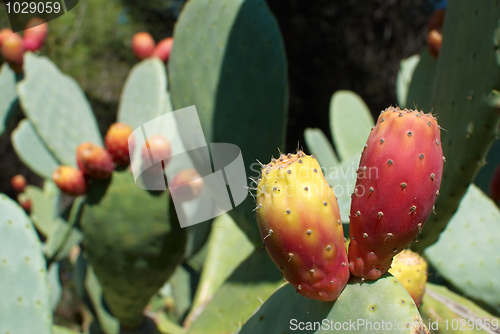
52,166,88,196
18,193,32,212
490,164,500,203
427,9,445,59
105,122,134,166
152,37,173,63
1,32,24,73
76,142,114,180
348,107,443,280
141,135,172,167
23,17,48,52
169,168,204,202
10,174,27,193
132,32,155,60
0,28,13,48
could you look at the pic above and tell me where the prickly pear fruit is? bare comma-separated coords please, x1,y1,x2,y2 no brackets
152,37,173,63
389,249,428,307
169,168,203,202
132,32,155,60
427,9,445,59
141,135,172,167
10,174,27,193
23,18,48,52
76,142,114,180
490,164,500,203
348,107,443,280
256,151,350,302
1,32,24,73
0,28,13,47
105,122,134,166
52,166,88,196
17,193,32,212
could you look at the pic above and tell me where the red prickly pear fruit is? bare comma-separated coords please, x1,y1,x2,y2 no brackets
52,166,88,196
348,107,443,280
132,32,155,60
1,32,24,73
105,122,134,166
152,37,173,63
256,151,350,302
427,9,445,59
0,28,13,48
23,18,48,52
17,193,32,212
76,142,114,180
141,135,172,167
169,168,203,202
388,249,428,308
10,174,27,193
490,164,500,203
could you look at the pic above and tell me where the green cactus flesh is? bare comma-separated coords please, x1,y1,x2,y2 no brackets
169,0,288,246
0,63,18,137
80,170,187,328
0,194,52,334
413,0,500,252
237,274,428,334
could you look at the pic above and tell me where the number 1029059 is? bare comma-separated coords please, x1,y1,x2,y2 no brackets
5,1,61,14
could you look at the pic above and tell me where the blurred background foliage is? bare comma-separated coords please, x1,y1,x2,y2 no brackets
0,0,441,196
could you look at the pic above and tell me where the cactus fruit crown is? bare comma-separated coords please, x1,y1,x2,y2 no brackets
389,249,428,307
255,151,350,302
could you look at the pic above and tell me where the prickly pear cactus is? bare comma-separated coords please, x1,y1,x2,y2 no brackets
169,0,288,246
255,151,349,301
389,250,428,307
80,171,187,328
414,0,500,252
238,274,429,334
0,194,52,334
0,63,18,136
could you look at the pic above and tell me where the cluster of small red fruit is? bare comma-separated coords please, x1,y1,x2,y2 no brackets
131,32,173,63
0,18,48,73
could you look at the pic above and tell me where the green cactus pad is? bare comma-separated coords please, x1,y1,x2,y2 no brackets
187,249,282,334
23,184,59,236
17,53,102,167
12,119,61,180
169,0,288,246
0,63,18,136
424,184,500,315
52,325,83,334
187,213,254,323
415,1,500,252
405,50,436,113
420,283,500,334
304,127,339,168
0,194,52,334
117,58,169,130
396,54,420,109
238,274,427,334
330,90,374,162
80,170,187,328
48,262,62,312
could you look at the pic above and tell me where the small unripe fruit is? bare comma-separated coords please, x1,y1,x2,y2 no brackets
132,32,155,60
169,168,204,202
141,135,172,167
76,142,114,180
427,9,445,59
0,28,13,48
17,193,32,212
1,32,24,72
389,249,428,307
23,18,48,52
105,122,134,166
52,166,88,196
10,174,27,193
152,37,173,63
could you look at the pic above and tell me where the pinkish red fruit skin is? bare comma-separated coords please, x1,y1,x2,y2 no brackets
490,164,500,203
132,32,155,60
105,122,134,166
52,166,88,196
169,168,203,202
348,107,443,280
11,174,27,193
76,142,114,180
152,37,173,62
256,152,350,302
23,18,48,51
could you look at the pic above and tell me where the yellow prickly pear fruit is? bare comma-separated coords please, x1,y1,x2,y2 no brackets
389,249,428,307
